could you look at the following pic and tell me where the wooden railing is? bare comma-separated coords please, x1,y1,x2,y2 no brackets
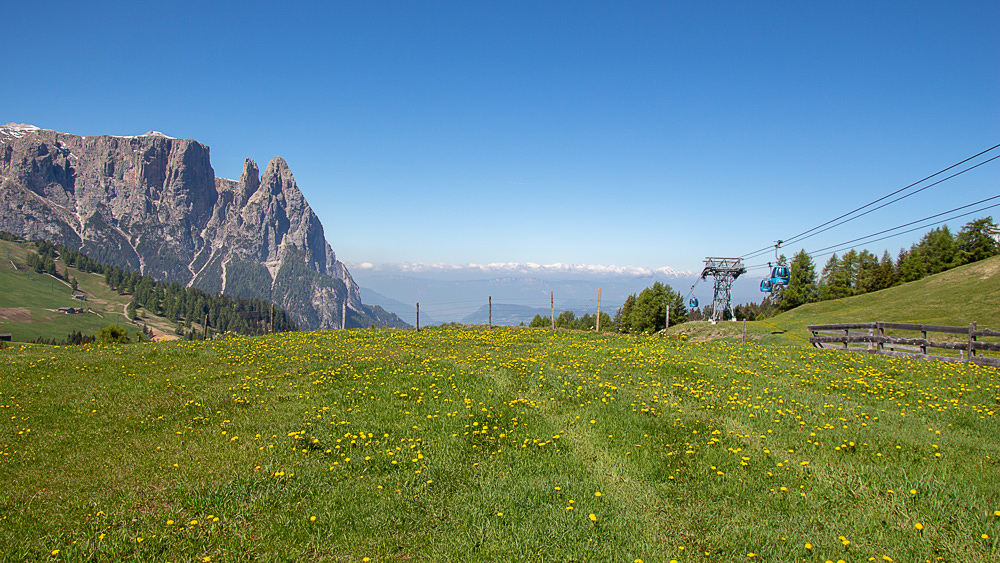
808,321,1000,368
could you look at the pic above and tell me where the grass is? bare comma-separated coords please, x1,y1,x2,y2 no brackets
2,326,998,562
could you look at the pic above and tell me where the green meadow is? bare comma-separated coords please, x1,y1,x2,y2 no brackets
0,239,145,343
1,326,997,562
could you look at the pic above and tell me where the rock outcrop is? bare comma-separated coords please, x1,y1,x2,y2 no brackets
0,123,388,329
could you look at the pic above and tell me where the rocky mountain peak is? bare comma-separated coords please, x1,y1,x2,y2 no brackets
0,124,399,329
237,158,261,205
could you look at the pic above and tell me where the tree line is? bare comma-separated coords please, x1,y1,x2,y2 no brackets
103,265,297,338
528,310,614,331
762,216,998,316
527,281,689,335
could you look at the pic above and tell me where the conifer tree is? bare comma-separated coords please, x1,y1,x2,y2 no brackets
955,216,999,265
780,249,818,311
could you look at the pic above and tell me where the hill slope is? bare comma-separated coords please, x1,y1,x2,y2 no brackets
0,239,160,342
676,254,1000,346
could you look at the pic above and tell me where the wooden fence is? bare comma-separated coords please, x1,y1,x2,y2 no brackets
808,321,1000,368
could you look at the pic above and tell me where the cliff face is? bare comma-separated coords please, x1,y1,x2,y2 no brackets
0,123,371,329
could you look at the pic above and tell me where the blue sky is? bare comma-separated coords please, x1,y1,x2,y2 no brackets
4,1,998,276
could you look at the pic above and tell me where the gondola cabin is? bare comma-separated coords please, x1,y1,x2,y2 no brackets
770,266,790,286
760,279,773,292
689,298,699,308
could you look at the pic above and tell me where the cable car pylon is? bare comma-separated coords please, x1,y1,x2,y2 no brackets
700,257,747,323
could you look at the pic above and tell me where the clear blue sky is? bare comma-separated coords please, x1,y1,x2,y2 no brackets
4,1,998,274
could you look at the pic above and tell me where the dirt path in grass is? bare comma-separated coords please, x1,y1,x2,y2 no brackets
0,307,32,322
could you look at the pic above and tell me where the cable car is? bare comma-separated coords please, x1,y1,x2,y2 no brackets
689,298,698,308
760,279,773,292
770,265,790,286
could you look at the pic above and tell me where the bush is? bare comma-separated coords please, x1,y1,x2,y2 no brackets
98,325,128,344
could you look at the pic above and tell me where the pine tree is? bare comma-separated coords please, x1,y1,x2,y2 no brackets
918,226,957,274
819,254,850,300
875,251,897,290
955,216,1000,265
896,246,925,283
855,250,880,294
780,249,818,311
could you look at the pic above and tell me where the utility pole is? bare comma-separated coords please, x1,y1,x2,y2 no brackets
550,291,554,330
416,302,420,332
488,296,492,329
596,288,601,332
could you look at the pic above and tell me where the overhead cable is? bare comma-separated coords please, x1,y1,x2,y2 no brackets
738,143,1000,259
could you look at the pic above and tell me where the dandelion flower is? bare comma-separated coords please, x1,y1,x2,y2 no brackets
51,550,60,556
589,513,597,522
915,523,923,530
310,516,316,522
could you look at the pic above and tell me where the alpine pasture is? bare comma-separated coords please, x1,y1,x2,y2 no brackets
1,326,997,562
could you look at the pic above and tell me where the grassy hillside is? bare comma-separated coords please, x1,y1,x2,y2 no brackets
676,254,1000,347
1,327,997,562
0,239,176,343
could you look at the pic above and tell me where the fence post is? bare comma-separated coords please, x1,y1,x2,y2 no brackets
597,288,601,332
920,327,927,355
843,328,849,350
877,323,884,353
664,304,669,336
550,291,554,330
968,322,977,362
868,327,873,351
742,319,746,345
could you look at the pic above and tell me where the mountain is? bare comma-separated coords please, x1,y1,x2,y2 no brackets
0,123,400,329
359,287,428,327
460,303,554,326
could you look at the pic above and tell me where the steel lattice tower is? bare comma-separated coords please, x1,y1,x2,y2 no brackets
700,257,747,323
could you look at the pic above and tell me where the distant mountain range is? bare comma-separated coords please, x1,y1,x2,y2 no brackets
0,123,406,329
351,263,769,325
460,303,553,325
